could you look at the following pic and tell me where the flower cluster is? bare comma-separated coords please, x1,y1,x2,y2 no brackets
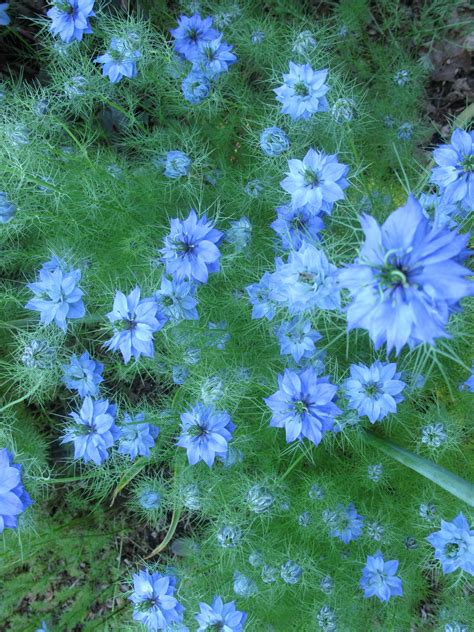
430,129,473,211
47,0,95,43
95,34,141,83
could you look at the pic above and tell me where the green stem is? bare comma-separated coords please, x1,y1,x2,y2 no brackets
145,507,182,559
281,450,306,481
0,384,40,413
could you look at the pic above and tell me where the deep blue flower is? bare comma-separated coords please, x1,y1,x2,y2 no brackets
155,276,198,322
431,129,473,210
170,13,219,61
280,148,349,214
163,150,192,179
95,36,141,83
0,448,33,533
360,551,403,601
344,360,406,423
338,195,473,355
130,570,185,630
118,412,160,459
62,351,104,398
274,62,329,120
427,513,474,575
462,363,474,392
61,396,119,465
176,402,235,467
260,126,290,157
265,368,341,445
25,259,85,331
182,70,211,104
325,502,364,543
246,272,278,321
276,317,321,363
104,287,166,364
196,596,247,631
280,560,302,584
270,203,324,250
160,209,223,284
47,0,95,43
0,3,10,26
0,191,16,223
193,36,237,78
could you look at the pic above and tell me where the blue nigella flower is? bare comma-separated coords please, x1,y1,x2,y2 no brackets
426,513,474,575
246,272,278,321
160,209,223,284
154,276,198,322
394,69,409,86
176,402,235,467
0,2,10,26
163,150,192,179
338,194,473,355
170,13,219,61
62,351,104,398
265,367,341,445
233,572,258,597
193,36,237,78
271,204,324,250
367,464,383,482
95,36,141,84
274,62,329,120
0,448,33,533
104,287,166,364
25,259,85,331
280,148,349,215
280,560,302,584
325,502,364,543
195,596,247,631
431,129,473,210
47,0,95,43
225,216,252,252
461,363,474,392
182,70,211,104
130,570,185,630
139,489,161,510
419,192,460,229
360,551,403,601
0,191,16,223
118,412,160,459
344,360,406,423
420,422,447,448
260,126,290,157
397,122,413,140
276,317,321,363
61,396,119,465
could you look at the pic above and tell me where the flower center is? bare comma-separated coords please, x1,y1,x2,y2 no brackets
445,542,460,558
298,271,316,285
294,81,309,97
294,400,308,414
303,168,320,187
187,27,199,42
364,381,381,397
462,154,474,173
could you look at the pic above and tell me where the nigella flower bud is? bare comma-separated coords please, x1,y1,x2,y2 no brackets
309,483,325,500
259,127,290,157
298,511,312,527
138,489,161,510
0,191,16,224
367,521,385,542
421,423,447,448
367,464,383,483
172,365,189,385
225,217,252,252
9,124,30,146
404,536,418,550
244,179,263,197
64,76,87,98
261,564,278,584
251,30,265,44
280,560,302,585
21,339,55,369
292,30,317,56
233,571,258,597
181,483,202,511
200,376,225,404
217,525,242,548
331,97,356,123
397,122,413,140
248,551,264,568
316,605,337,632
394,69,410,86
419,502,437,521
219,446,243,468
320,575,334,595
246,485,275,514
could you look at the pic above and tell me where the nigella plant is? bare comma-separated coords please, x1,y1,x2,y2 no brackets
160,209,223,284
118,412,160,460
275,317,321,363
264,367,341,445
61,397,119,465
193,36,237,78
280,148,349,215
176,402,235,467
154,276,199,322
104,287,167,364
0,448,33,533
195,596,247,631
25,258,85,331
170,13,219,61
163,150,192,179
419,192,459,229
274,62,329,121
259,126,290,157
246,272,278,321
343,360,406,423
129,570,185,630
62,351,104,398
0,191,16,223
430,129,473,210
95,36,141,83
426,513,474,575
182,70,211,104
325,502,364,543
360,551,403,602
47,0,95,43
270,204,324,250
338,195,473,354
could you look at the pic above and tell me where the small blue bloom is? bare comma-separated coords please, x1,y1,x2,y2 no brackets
139,489,161,510
246,484,275,514
233,572,258,597
118,412,160,459
260,126,290,157
176,402,235,467
25,259,85,331
281,148,349,214
246,271,278,321
105,287,166,364
95,37,141,84
0,191,16,223
427,513,474,575
182,70,211,104
170,13,219,61
244,178,263,197
339,195,474,355
172,365,189,385
62,351,104,398
344,360,406,423
431,129,473,210
61,397,119,465
0,2,10,26
367,464,383,482
419,192,460,228
271,204,324,250
261,565,277,583
163,150,192,179
130,570,185,630
155,276,198,322
276,317,321,363
461,363,474,392
217,524,242,547
225,217,252,252
0,448,33,533
193,36,237,78
265,367,341,445
421,422,447,448
196,596,247,631
397,122,413,140
161,209,223,284
394,70,409,86
274,62,329,121
47,0,95,43
280,560,302,584
325,502,364,543
360,551,403,602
